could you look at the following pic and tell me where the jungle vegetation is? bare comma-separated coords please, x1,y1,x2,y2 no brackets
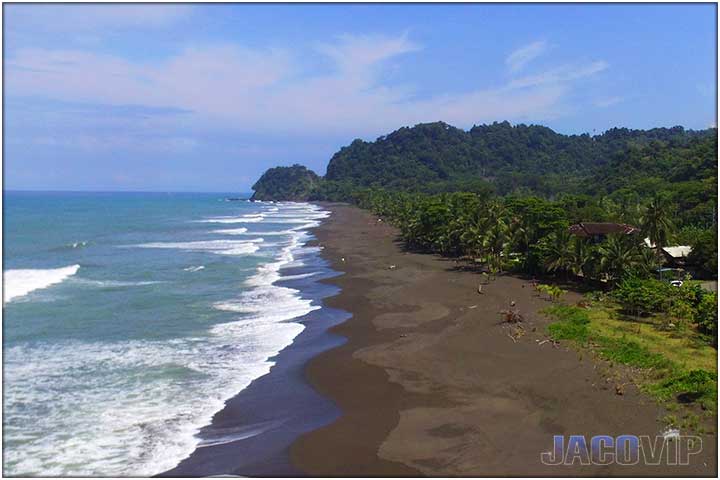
251,120,718,416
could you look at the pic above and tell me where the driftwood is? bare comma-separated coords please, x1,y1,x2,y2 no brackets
500,309,524,323
536,338,560,348
506,324,525,343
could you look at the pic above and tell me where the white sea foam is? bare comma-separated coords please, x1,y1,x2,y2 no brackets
3,265,80,303
3,202,332,477
73,279,164,288
266,213,328,219
290,221,322,231
280,271,321,281
262,218,318,224
212,209,326,326
3,321,302,476
133,239,263,256
211,227,248,235
218,229,294,237
183,265,205,272
235,217,265,223
196,419,285,448
212,233,318,318
196,217,246,224
198,213,266,224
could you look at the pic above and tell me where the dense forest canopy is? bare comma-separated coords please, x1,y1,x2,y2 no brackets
252,121,716,227
323,121,715,192
250,164,320,201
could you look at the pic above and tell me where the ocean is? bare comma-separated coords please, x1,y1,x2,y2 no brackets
3,191,337,476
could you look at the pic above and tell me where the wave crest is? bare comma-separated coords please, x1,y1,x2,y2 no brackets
4,265,80,303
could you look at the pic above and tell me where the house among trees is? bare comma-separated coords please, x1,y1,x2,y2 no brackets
643,237,693,268
568,222,640,243
660,245,693,267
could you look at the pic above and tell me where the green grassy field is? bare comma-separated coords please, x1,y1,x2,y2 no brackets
543,299,717,431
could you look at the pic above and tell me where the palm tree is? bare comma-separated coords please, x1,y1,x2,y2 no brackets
544,229,574,276
635,246,663,278
483,221,508,271
460,209,490,259
569,237,594,278
642,195,675,249
481,202,509,270
509,217,535,254
597,233,639,284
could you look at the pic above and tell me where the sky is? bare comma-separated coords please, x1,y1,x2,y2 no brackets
4,3,717,192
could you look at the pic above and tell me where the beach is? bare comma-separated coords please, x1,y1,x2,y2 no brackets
291,203,717,476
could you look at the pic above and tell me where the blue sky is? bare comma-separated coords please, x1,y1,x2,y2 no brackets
4,3,717,192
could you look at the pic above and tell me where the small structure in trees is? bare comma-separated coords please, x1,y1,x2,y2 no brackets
661,246,692,267
568,222,639,243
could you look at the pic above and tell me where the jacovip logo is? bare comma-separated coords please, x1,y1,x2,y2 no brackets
541,432,702,466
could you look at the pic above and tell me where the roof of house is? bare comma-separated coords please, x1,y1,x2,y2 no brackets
662,246,692,259
569,222,639,237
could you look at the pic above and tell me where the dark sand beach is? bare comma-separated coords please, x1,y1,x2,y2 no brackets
291,203,717,476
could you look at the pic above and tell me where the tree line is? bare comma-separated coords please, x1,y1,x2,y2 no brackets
351,189,713,277
348,188,717,341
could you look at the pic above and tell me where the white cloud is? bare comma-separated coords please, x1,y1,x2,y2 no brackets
506,41,547,73
6,45,291,115
5,34,608,138
317,33,420,74
508,61,608,89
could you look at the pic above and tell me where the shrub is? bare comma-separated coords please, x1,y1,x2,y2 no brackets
612,278,670,316
688,230,718,279
649,369,717,409
537,284,566,302
612,278,712,329
696,292,718,341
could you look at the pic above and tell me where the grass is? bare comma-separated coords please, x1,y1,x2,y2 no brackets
543,301,717,417
546,305,590,342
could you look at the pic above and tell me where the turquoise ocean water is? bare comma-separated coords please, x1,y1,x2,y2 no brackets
3,192,330,476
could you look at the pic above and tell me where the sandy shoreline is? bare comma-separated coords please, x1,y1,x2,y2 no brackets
162,245,349,477
291,203,716,476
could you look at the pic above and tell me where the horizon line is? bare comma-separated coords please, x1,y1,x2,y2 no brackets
4,189,254,195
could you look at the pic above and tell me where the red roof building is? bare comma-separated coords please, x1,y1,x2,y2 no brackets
568,222,640,242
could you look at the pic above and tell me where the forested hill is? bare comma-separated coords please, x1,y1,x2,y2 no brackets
250,121,717,210
250,164,320,201
324,121,715,191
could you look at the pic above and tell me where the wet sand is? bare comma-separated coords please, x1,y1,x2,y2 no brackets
291,204,717,476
